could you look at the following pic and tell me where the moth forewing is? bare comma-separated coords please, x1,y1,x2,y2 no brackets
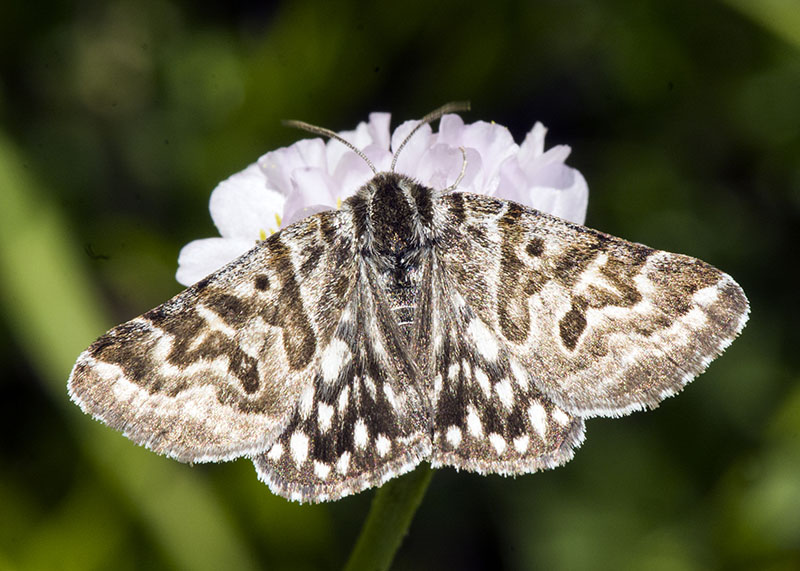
434,192,749,418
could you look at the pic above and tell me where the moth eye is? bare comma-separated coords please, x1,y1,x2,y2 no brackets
254,274,270,291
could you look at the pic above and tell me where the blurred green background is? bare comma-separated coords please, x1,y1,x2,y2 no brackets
1,1,798,569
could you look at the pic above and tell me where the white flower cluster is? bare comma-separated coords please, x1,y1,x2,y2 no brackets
176,112,589,286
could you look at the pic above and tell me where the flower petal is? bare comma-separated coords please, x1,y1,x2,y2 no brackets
332,150,383,200
498,158,588,224
175,237,254,286
259,138,328,197
326,112,391,172
391,120,434,178
548,169,589,224
416,144,481,190
281,167,338,227
209,163,285,240
518,123,573,175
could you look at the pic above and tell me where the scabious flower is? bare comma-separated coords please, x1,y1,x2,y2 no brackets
175,112,589,286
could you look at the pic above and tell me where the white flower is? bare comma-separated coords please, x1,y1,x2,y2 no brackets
175,112,589,286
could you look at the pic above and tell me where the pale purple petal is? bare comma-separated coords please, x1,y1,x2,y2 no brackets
332,150,381,199
518,122,573,177
391,120,433,177
360,143,393,174
519,121,547,160
416,144,481,191
497,150,588,224
548,170,588,224
459,120,518,173
433,115,520,196
258,138,327,196
175,237,254,286
436,114,466,145
365,112,392,150
326,113,391,172
281,168,338,227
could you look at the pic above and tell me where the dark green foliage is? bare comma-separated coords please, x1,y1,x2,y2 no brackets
1,1,797,569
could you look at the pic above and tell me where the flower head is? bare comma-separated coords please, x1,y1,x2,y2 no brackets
176,112,588,286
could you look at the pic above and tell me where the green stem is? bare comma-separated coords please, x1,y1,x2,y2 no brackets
345,464,434,571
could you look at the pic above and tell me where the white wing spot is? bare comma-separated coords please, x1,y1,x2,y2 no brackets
433,373,443,398
313,461,331,480
336,452,351,475
362,375,377,400
494,378,514,409
267,442,283,461
467,319,499,361
318,402,334,433
693,285,720,307
182,398,205,419
466,404,483,438
513,434,530,454
298,385,315,419
321,338,351,384
509,358,529,390
289,432,309,466
475,367,491,397
338,384,350,414
376,434,391,457
528,402,548,438
461,358,472,378
488,433,506,455
552,407,570,426
372,333,389,360
448,363,460,380
109,371,137,402
384,383,400,410
354,418,369,449
683,307,707,329
446,425,462,448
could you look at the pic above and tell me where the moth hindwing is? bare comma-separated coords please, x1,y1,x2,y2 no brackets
69,174,748,504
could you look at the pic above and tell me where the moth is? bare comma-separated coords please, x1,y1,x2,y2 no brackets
69,104,749,503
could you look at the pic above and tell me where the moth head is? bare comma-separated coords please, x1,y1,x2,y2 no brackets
283,102,472,258
362,172,425,258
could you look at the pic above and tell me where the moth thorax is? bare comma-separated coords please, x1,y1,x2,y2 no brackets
368,173,423,259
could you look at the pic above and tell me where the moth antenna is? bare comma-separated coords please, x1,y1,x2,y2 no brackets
283,119,378,175
443,147,468,193
391,101,471,172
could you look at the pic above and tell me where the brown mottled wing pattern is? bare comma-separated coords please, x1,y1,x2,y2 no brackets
436,192,749,419
68,210,357,464
253,262,431,502
420,255,586,474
